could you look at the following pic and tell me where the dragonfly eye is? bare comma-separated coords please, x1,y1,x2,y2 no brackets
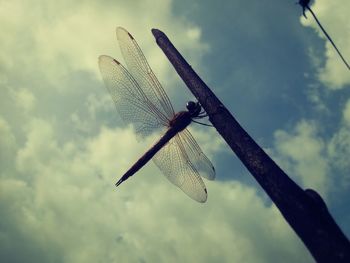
186,101,201,116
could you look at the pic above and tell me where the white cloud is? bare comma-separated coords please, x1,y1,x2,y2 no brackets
272,110,350,197
0,0,208,97
9,88,36,112
0,117,17,173
0,0,210,139
301,0,350,89
15,118,62,177
189,125,227,159
328,127,350,184
272,120,330,197
327,99,350,185
342,99,350,126
1,118,312,262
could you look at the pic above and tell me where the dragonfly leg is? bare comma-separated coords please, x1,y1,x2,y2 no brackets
192,119,213,127
194,110,209,118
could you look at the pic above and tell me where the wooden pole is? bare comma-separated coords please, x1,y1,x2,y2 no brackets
152,28,350,262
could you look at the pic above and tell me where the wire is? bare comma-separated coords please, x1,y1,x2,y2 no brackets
304,4,350,70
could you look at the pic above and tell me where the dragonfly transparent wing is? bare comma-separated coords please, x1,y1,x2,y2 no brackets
99,28,215,202
116,27,175,119
99,55,169,138
153,131,210,203
178,129,215,180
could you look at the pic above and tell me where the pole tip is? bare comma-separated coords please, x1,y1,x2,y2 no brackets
151,28,165,39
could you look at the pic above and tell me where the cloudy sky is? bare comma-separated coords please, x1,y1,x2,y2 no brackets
1,0,349,262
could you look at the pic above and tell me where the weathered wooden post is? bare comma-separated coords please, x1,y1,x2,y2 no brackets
152,28,350,262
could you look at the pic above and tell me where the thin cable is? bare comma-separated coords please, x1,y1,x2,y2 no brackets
306,5,350,70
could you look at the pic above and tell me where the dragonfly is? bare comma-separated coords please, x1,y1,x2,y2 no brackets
98,27,215,202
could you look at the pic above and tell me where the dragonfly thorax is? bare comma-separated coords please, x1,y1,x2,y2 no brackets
168,101,201,132
168,111,192,132
186,101,201,117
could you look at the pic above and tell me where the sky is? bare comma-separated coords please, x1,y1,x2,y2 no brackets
1,0,349,262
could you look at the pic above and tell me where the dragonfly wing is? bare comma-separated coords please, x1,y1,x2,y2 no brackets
178,129,215,180
99,55,168,138
116,27,175,120
152,133,208,203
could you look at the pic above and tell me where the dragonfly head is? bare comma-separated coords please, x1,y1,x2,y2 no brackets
186,101,202,117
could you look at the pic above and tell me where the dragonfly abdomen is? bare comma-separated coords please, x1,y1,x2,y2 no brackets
115,124,185,187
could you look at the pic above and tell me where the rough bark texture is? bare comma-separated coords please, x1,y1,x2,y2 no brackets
152,28,350,262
